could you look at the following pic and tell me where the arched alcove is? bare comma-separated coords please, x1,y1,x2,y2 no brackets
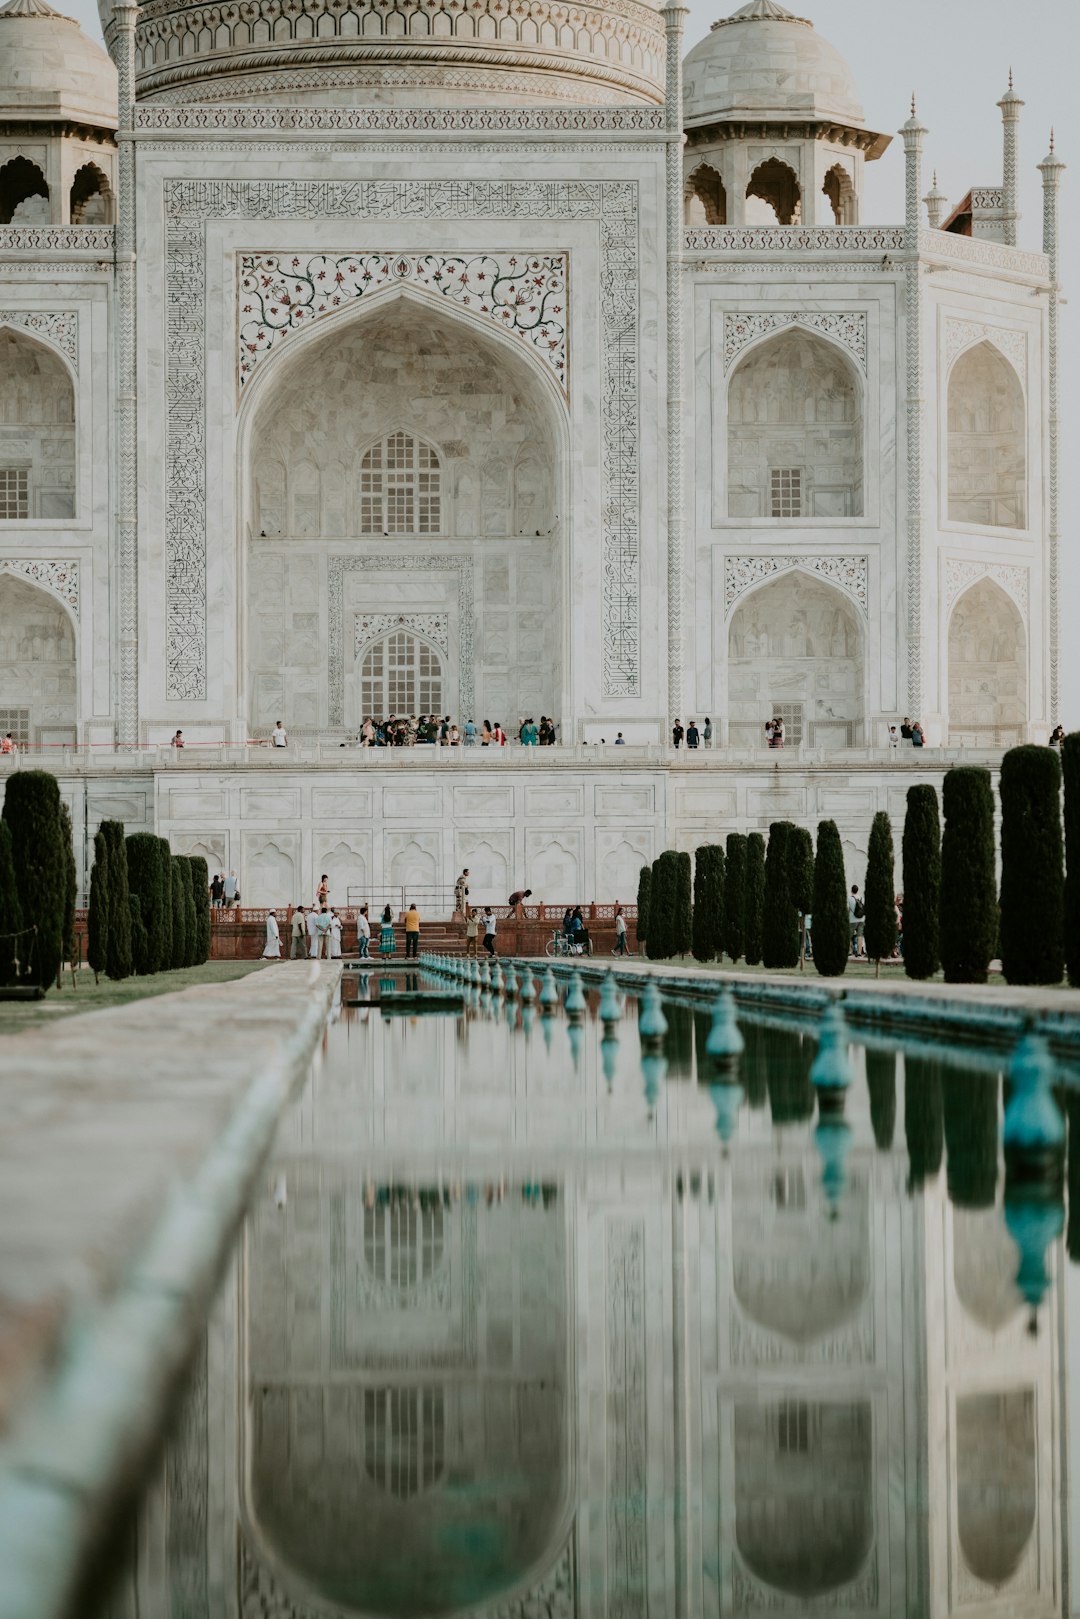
823,163,856,224
953,1208,1022,1334
947,578,1027,746
390,839,436,895
727,327,863,519
735,1400,873,1597
727,572,864,750
948,341,1026,529
245,839,295,905
0,574,77,748
746,157,801,225
0,157,49,224
0,329,76,520
685,162,727,224
69,163,113,224
956,1390,1036,1586
244,295,564,734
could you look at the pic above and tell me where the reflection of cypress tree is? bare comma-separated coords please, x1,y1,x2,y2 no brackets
663,1000,695,1077
766,1025,814,1124
904,1056,943,1188
866,1049,896,1149
1067,1092,1080,1262
693,1008,711,1082
741,1020,769,1110
942,1073,999,1209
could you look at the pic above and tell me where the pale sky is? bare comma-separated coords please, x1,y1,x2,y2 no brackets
65,0,1076,718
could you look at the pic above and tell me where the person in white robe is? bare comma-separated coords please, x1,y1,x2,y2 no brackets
330,910,342,959
262,910,281,959
306,905,319,958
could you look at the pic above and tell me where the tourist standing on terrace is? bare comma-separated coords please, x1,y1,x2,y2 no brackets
290,906,307,959
613,906,628,955
209,872,224,907
223,870,239,908
703,717,713,748
404,902,420,959
314,906,333,959
262,910,281,959
357,904,371,958
482,906,497,958
306,904,319,958
454,868,470,915
672,719,684,748
271,720,287,748
686,721,700,749
380,905,395,957
330,910,343,958
464,904,479,958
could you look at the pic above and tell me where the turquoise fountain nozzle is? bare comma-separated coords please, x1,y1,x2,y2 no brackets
491,961,504,993
1005,1188,1065,1320
520,968,536,1003
539,967,559,1010
504,963,519,999
641,1050,667,1111
705,987,744,1066
567,1020,584,1069
815,1114,852,1214
1004,1023,1065,1188
522,1004,535,1038
541,1011,554,1050
601,1031,619,1089
598,969,622,1026
565,968,587,1021
709,1079,743,1145
638,978,668,1046
810,999,853,1111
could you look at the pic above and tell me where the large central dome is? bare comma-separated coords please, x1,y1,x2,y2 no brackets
133,0,666,107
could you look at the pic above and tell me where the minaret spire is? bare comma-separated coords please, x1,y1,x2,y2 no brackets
901,97,928,717
1039,133,1066,726
998,70,1024,247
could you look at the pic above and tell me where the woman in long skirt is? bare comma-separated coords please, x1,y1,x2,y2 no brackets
380,903,396,956
262,910,282,959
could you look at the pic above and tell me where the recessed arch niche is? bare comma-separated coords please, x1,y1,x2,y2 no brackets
956,1389,1036,1586
243,1162,572,1617
727,571,864,749
243,293,564,736
685,161,727,224
727,327,863,519
0,574,77,747
0,156,49,224
947,578,1026,746
745,156,801,225
947,341,1025,529
0,328,76,521
734,1399,873,1598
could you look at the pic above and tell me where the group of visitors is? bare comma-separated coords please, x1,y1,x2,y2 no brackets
209,871,241,908
846,884,905,959
352,716,560,748
764,717,786,748
671,719,713,749
899,717,926,748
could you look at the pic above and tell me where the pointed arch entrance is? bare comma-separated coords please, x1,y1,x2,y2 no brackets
242,292,566,737
0,573,77,748
727,570,864,749
947,577,1027,746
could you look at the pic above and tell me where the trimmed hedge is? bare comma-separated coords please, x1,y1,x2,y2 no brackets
171,855,190,970
189,854,211,965
999,744,1064,985
636,864,652,948
692,844,724,963
158,836,174,970
1065,734,1080,988
0,819,23,986
59,802,77,975
101,820,132,981
673,851,693,958
902,784,941,981
811,819,849,977
763,821,800,969
87,828,109,979
126,832,167,974
744,833,765,967
863,811,897,969
2,769,66,990
940,767,997,984
723,833,747,963
787,825,814,916
128,891,151,976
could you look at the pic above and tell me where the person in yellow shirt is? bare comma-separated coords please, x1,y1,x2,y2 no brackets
404,902,420,959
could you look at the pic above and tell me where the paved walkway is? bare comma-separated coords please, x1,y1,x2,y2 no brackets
0,962,341,1619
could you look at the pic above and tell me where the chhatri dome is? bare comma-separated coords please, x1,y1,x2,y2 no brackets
0,0,116,127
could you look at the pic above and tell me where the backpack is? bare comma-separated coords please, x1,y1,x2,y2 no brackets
853,899,865,920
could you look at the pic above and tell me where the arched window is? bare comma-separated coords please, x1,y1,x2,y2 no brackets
360,631,443,719
69,164,112,224
685,162,727,225
728,327,863,519
0,329,76,520
823,164,856,225
948,341,1025,529
746,158,801,225
360,431,441,535
364,1387,445,1500
0,157,49,225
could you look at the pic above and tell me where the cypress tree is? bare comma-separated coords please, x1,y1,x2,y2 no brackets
787,825,814,964
904,1055,943,1189
744,833,765,966
126,832,166,974
0,819,24,987
158,835,174,970
189,855,211,965
1,769,65,990
692,845,724,963
673,851,693,957
636,864,652,949
866,1049,896,1149
863,811,897,974
942,1073,999,1209
940,767,997,984
128,891,151,976
645,855,665,959
86,828,109,981
763,821,800,969
902,784,941,981
171,855,190,969
723,833,747,963
101,819,132,980
811,819,849,977
181,858,198,967
1064,734,1080,988
58,803,77,978
999,745,1065,985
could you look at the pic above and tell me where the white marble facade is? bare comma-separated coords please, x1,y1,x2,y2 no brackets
0,0,1063,868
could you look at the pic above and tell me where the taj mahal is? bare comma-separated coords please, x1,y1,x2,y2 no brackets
0,0,1066,903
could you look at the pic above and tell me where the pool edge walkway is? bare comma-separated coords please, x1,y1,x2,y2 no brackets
0,961,341,1619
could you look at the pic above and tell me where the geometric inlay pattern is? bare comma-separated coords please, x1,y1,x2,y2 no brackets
238,252,568,395
725,554,868,616
0,310,78,370
354,612,449,658
724,310,867,373
944,557,1029,616
0,556,80,617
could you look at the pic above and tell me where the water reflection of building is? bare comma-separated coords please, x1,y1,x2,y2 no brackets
109,1008,1066,1619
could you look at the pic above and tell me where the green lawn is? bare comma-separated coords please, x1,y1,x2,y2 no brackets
0,961,269,1034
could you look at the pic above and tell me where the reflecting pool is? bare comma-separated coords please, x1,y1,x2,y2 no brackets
101,971,1080,1619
